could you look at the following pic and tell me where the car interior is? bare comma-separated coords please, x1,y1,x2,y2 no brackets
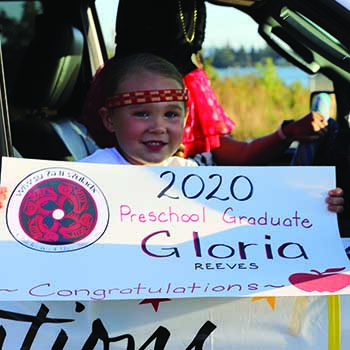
0,0,350,239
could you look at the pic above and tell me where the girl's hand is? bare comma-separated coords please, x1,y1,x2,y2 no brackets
326,187,344,213
0,186,8,209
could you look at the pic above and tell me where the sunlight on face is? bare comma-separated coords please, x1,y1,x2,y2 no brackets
107,70,187,165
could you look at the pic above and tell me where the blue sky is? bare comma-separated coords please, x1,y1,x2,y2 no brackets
96,0,267,51
204,3,266,49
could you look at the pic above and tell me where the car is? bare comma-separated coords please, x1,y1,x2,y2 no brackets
2,0,349,235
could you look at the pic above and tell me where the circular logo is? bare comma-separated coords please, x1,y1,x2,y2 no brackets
6,167,109,252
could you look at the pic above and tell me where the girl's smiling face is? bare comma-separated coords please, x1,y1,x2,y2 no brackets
100,69,187,165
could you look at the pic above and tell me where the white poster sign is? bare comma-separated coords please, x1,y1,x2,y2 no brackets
1,157,349,302
0,296,348,349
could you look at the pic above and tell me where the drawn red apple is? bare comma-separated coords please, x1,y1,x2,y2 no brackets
288,267,350,292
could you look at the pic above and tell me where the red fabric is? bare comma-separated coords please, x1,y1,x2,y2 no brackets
79,61,236,155
182,68,235,157
105,89,188,108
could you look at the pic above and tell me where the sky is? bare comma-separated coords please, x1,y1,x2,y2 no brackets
96,0,267,52
203,3,266,49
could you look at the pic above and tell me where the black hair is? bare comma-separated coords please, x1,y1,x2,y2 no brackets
115,0,206,76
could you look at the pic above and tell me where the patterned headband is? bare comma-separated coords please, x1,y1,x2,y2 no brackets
105,89,188,108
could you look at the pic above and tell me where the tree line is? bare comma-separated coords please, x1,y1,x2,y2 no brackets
204,45,288,68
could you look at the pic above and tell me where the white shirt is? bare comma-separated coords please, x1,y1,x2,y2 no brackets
79,147,197,166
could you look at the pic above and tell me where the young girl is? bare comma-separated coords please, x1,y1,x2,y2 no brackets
0,53,344,212
79,53,196,166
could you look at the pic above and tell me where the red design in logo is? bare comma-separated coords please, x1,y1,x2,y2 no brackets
7,167,109,252
288,267,350,292
19,179,97,245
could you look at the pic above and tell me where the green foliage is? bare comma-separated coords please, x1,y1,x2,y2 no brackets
211,47,235,68
207,60,309,141
203,57,221,84
256,58,283,94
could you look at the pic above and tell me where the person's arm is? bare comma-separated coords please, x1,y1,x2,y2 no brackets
212,111,328,165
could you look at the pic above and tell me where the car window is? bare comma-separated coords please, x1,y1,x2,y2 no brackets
335,0,350,11
95,0,118,57
94,0,265,58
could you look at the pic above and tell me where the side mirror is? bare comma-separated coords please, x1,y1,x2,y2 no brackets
309,74,336,119
310,91,336,119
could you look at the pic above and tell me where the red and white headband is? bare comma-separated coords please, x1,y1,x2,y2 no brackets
105,89,188,108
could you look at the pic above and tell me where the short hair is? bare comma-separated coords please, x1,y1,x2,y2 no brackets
106,53,185,96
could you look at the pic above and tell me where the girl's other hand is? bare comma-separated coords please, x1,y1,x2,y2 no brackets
326,187,344,213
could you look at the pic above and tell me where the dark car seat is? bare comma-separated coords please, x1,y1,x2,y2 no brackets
9,14,98,161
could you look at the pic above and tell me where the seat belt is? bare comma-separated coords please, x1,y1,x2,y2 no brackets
51,119,99,160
